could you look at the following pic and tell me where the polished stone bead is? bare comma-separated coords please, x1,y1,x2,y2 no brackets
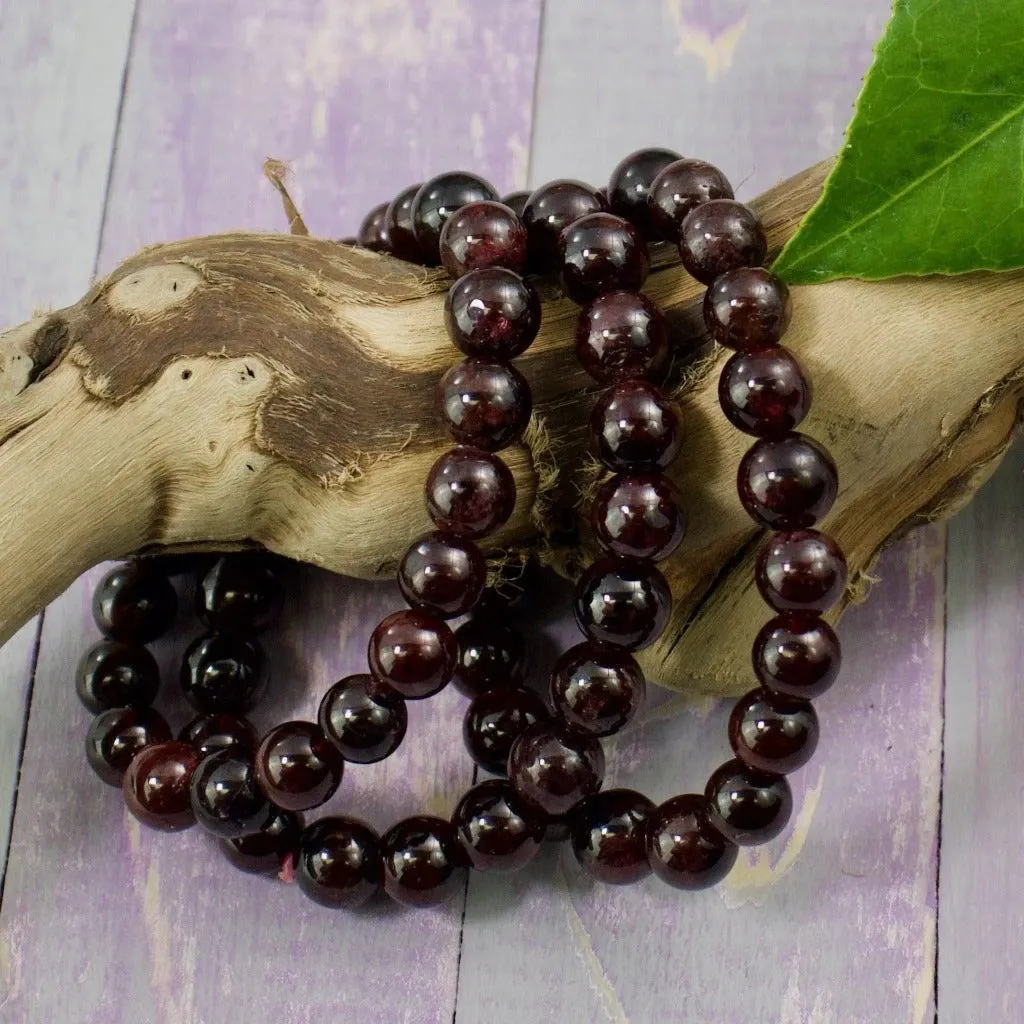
318,673,407,764
679,199,767,285
398,531,486,619
452,778,544,872
439,201,527,276
93,563,177,644
437,358,532,452
573,557,671,651
297,817,382,908
558,213,649,305
729,688,820,774
181,633,267,713
508,721,605,816
549,641,646,737
719,347,811,437
592,473,685,562
122,740,200,831
368,609,456,700
384,183,423,262
189,749,274,839
452,618,528,698
521,179,606,271
575,291,670,384
357,201,391,253
738,433,839,529
86,706,172,786
255,721,345,812
591,380,682,472
445,267,541,360
381,816,468,907
196,555,283,634
220,808,303,876
425,446,516,538
705,758,793,846
411,171,498,263
570,788,654,885
76,640,159,713
703,266,792,350
756,529,848,613
463,686,549,775
647,158,734,239
500,190,531,218
646,793,738,890
753,613,841,700
178,712,257,759
607,147,682,238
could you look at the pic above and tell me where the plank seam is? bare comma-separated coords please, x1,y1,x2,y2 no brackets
933,530,950,1024
451,764,479,1024
523,0,547,190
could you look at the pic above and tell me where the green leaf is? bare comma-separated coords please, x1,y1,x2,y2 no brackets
773,0,1024,283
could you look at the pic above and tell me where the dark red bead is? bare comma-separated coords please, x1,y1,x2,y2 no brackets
705,758,792,847
573,557,671,651
368,609,456,700
445,267,541,360
756,529,848,613
76,641,159,713
570,788,654,885
178,712,257,759
729,688,819,774
189,749,274,839
255,721,344,812
122,740,200,831
439,201,527,276
575,291,670,384
297,817,382,908
501,190,531,218
381,816,468,907
679,200,767,285
591,380,682,471
647,158,734,239
181,633,267,713
453,778,544,872
719,348,811,438
93,563,177,644
437,358,532,452
558,213,649,306
425,446,516,538
411,171,498,263
550,642,646,737
398,531,486,619
86,707,172,786
646,794,738,890
196,555,283,634
453,619,528,698
521,179,606,271
357,202,392,253
318,673,407,764
463,686,548,775
703,266,792,350
508,721,605,816
220,808,302,875
592,473,685,562
753,613,841,700
384,183,423,262
607,147,682,239
738,433,839,530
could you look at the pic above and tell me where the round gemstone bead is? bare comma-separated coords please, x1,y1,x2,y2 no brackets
437,358,532,452
558,212,649,305
452,778,544,872
196,555,284,634
189,749,274,839
646,794,738,890
753,613,841,700
570,788,654,885
705,759,793,846
357,201,391,253
255,721,345,812
452,619,528,698
381,816,468,907
679,199,768,285
590,380,682,471
398,531,486,618
178,712,257,759
76,640,159,713
439,200,527,276
500,190,531,218
368,609,456,700
575,291,670,384
463,686,549,775
607,147,682,239
122,740,200,831
719,347,811,438
704,266,792,350
738,433,839,529
549,642,646,737
729,688,820,774
92,563,177,644
508,721,605,816
220,808,302,875
445,267,541,360
297,817,382,908
318,673,407,764
521,179,606,271
647,158,734,239
573,557,671,651
756,529,848,614
591,473,685,562
425,446,516,538
384,183,423,262
411,172,498,263
86,706,172,786
180,633,267,713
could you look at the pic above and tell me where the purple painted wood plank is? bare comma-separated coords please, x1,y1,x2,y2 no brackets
0,2,540,1021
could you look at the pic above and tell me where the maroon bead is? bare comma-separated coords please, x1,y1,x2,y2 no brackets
738,433,839,530
729,688,820,774
76,640,159,714
86,707,172,786
756,529,848,613
297,817,382,908
381,816,468,907
521,179,606,271
753,613,841,700
453,618,528,698
508,721,605,816
178,712,257,759
368,609,456,700
463,686,549,775
705,758,793,847
398,531,486,619
318,673,407,764
220,808,302,876
453,778,544,872
437,358,532,452
647,158,734,239
570,788,654,885
189,749,274,839
558,213,649,306
439,201,527,277
704,266,792,351
255,721,344,812
592,473,685,562
425,446,516,538
384,183,424,262
445,267,541,360
646,794,738,890
357,202,392,253
550,642,646,737
196,555,283,634
411,171,498,263
573,557,671,651
93,563,177,644
575,291,670,384
591,380,682,472
501,190,531,218
679,200,767,285
181,633,267,713
122,740,200,831
607,147,682,239
719,348,811,438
